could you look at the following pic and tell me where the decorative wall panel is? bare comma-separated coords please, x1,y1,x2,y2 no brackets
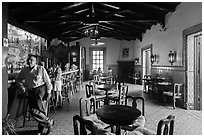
186,34,195,109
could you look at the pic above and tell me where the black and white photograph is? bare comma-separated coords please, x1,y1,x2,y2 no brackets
2,1,202,135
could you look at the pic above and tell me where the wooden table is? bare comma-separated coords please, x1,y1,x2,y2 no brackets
100,76,112,84
156,82,173,103
96,105,141,135
96,84,116,105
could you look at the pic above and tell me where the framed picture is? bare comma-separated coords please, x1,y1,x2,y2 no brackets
3,38,8,47
122,48,129,58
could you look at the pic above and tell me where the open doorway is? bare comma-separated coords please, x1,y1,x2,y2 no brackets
183,23,202,110
141,44,152,91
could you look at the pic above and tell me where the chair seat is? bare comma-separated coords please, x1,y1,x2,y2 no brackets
108,90,117,95
94,90,105,95
83,114,109,130
133,127,156,135
108,93,119,98
121,115,145,131
163,92,182,97
108,96,119,101
163,92,173,96
83,114,115,135
95,129,115,135
95,95,106,100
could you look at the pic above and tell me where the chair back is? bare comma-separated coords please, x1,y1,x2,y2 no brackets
119,85,129,104
156,115,175,135
93,75,100,84
79,96,96,117
174,83,182,97
147,75,151,79
125,96,145,116
85,84,94,98
114,81,125,91
144,75,148,79
73,115,96,135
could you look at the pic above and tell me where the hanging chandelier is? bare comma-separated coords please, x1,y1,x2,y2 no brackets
84,25,100,39
84,29,99,38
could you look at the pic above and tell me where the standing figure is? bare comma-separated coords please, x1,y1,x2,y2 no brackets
16,54,54,135
54,62,63,108
107,67,113,76
97,67,103,76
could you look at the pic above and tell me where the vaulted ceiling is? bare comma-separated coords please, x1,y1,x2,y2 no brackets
7,2,181,42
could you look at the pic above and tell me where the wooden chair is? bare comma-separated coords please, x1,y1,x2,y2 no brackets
73,115,97,135
108,84,128,105
79,96,96,117
121,96,145,134
85,84,106,108
93,75,105,85
79,96,112,134
134,115,175,135
163,83,182,109
61,77,70,104
73,115,114,135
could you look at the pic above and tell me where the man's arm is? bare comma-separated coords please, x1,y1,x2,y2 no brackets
42,67,53,94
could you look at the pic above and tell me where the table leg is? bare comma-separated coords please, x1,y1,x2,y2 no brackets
104,90,109,105
115,126,121,135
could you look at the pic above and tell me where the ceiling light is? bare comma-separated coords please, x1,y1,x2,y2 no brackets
84,28,99,39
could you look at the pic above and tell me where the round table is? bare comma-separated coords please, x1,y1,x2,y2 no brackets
96,105,141,134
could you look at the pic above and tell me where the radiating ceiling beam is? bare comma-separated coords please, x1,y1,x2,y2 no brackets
99,3,120,10
101,22,144,35
137,2,174,12
62,2,87,11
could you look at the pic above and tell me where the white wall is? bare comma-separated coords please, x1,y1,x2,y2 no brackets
119,40,135,61
70,37,135,65
135,2,202,66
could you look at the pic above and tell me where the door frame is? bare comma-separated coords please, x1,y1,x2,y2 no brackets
141,44,152,78
194,34,202,110
183,23,202,110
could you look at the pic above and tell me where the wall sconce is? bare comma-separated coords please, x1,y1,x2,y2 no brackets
151,54,156,64
135,58,139,64
169,51,176,65
71,52,77,56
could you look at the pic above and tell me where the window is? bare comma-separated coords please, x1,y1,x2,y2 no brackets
90,47,106,72
92,50,104,71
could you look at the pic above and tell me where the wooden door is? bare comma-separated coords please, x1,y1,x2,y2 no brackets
186,31,202,110
194,34,202,110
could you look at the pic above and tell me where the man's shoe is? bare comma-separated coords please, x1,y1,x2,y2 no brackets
46,119,54,135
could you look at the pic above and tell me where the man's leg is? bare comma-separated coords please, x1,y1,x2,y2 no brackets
38,123,44,134
58,91,63,107
29,86,54,134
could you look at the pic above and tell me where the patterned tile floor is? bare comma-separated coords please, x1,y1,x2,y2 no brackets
15,82,202,135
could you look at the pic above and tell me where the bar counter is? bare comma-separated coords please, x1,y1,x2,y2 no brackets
62,69,79,75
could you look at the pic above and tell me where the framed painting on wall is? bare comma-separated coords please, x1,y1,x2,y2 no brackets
122,48,129,58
